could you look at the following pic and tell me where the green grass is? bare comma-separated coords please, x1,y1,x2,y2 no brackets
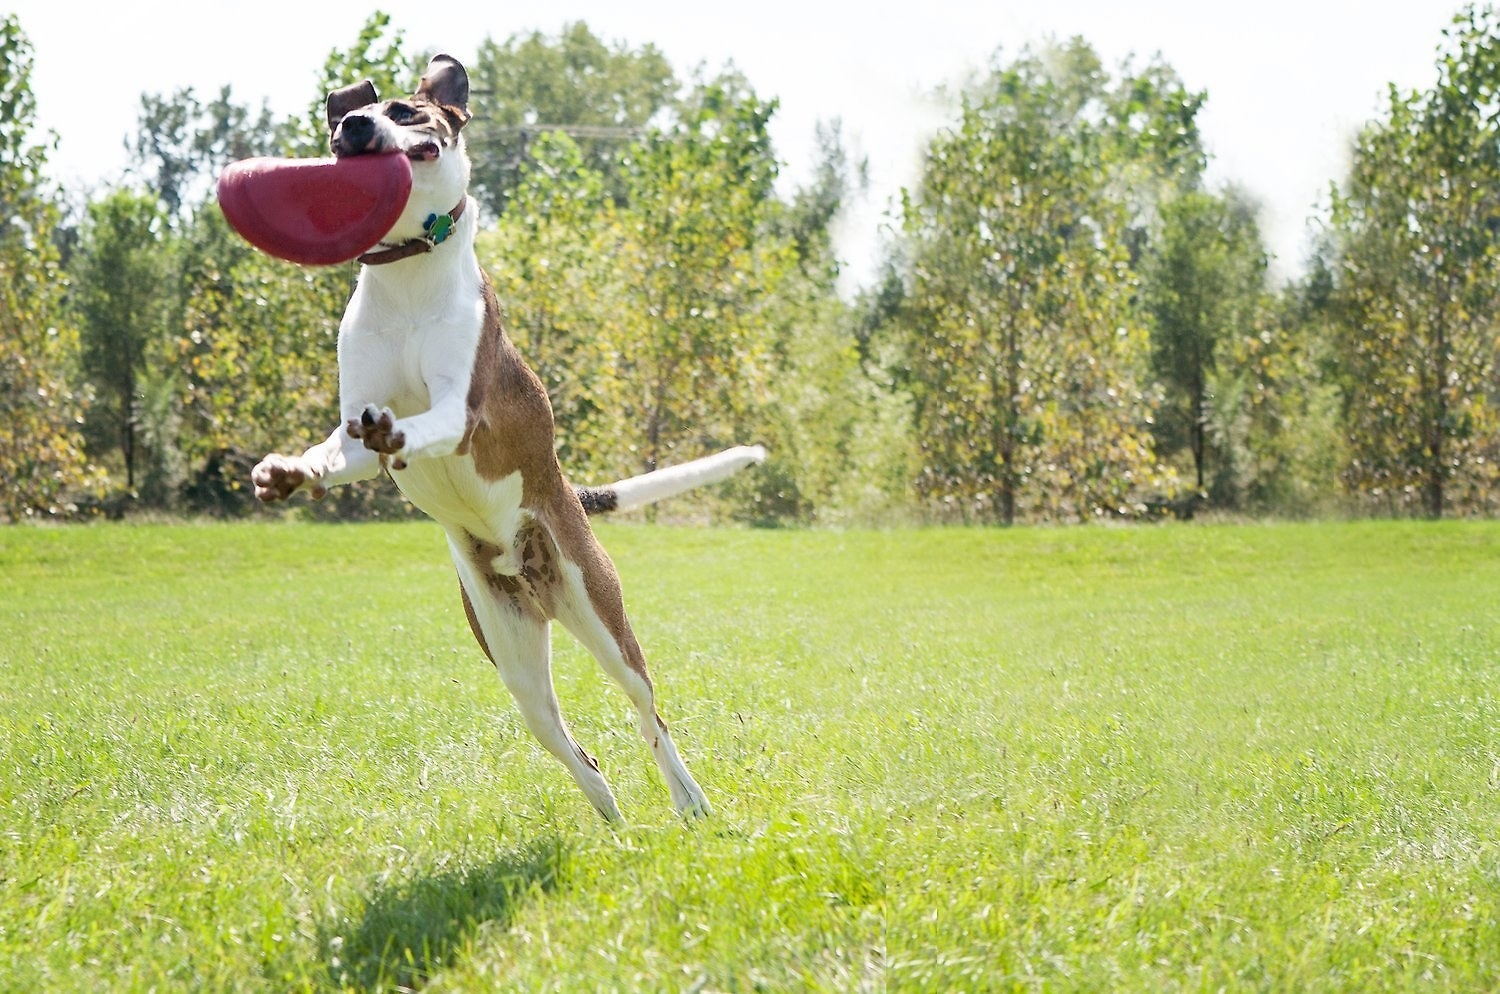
1,519,1498,992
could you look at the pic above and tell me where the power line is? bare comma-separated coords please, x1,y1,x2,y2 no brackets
465,122,646,146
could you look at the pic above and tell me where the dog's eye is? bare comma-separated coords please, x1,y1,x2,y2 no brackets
385,102,419,123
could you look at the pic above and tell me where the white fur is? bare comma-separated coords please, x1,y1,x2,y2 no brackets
609,445,768,513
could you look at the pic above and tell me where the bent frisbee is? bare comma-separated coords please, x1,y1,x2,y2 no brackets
217,154,413,266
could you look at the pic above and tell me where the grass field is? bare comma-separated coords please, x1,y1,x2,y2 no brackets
1,519,1498,992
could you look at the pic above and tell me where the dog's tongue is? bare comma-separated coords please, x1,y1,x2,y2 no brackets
407,141,441,162
217,153,414,266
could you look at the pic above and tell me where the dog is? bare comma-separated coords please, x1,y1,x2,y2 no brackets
250,54,765,821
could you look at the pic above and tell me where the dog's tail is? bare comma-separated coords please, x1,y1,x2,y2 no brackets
575,445,767,515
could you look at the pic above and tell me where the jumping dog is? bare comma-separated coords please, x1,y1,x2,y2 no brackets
250,54,764,821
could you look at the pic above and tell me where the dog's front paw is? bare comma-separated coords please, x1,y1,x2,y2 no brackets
347,405,408,469
252,454,325,502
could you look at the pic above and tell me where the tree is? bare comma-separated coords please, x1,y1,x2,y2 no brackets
163,207,346,512
481,133,631,483
1100,55,1209,257
896,40,1171,524
735,123,912,525
1212,260,1345,514
482,86,886,524
72,188,170,493
778,119,867,287
1142,187,1267,496
1326,3,1500,517
106,13,413,515
117,54,341,511
130,86,289,218
614,74,793,475
466,22,677,215
0,14,98,519
295,11,419,153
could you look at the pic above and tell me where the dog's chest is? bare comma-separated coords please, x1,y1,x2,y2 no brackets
395,456,528,549
384,355,433,420
341,260,555,550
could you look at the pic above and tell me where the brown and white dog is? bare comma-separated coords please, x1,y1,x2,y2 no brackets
250,55,764,821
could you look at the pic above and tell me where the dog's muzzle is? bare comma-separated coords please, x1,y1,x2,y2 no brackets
332,114,442,162
331,114,378,158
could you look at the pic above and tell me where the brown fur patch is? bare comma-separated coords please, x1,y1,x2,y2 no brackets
459,581,494,664
325,81,376,132
459,273,655,689
465,518,563,621
414,55,472,131
460,277,563,497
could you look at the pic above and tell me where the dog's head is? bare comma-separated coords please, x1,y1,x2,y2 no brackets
326,55,472,244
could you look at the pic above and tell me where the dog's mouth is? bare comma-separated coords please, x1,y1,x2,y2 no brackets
332,141,439,163
330,121,443,162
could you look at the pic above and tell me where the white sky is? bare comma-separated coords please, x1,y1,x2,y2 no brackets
10,0,1460,288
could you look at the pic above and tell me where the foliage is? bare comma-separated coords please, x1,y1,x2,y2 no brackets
295,11,419,153
70,188,169,495
130,86,290,218
482,133,629,483
466,21,677,216
483,80,890,524
1141,186,1268,497
164,208,366,514
612,75,792,476
1098,54,1208,252
778,119,868,287
895,40,1172,524
740,294,919,526
1210,262,1347,515
733,127,912,526
17,9,1500,523
71,13,435,518
1324,2,1500,517
0,14,98,521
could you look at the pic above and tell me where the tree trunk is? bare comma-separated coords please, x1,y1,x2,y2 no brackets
1425,267,1450,520
123,419,135,491
994,318,1020,527
1190,372,1206,493
123,366,136,492
1426,319,1447,521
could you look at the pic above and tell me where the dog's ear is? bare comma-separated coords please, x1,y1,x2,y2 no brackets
326,80,378,134
416,55,471,130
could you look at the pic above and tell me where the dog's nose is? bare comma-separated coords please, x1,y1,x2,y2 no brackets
333,114,375,155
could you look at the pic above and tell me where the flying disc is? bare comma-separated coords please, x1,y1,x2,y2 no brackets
217,154,413,266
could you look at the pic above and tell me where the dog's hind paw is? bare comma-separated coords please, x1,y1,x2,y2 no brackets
347,405,407,468
680,795,713,821
670,775,712,821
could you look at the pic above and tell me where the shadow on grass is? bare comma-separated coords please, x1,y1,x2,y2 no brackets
319,833,570,992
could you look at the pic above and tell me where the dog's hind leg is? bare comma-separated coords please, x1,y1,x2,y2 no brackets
550,548,711,820
450,537,623,823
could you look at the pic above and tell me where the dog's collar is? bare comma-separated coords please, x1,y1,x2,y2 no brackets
357,198,467,266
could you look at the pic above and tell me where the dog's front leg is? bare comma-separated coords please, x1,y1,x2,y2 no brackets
252,422,381,502
347,371,470,469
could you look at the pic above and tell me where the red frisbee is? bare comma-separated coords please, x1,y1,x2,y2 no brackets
217,154,413,266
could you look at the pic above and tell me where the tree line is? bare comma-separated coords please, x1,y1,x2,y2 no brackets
3,7,1498,525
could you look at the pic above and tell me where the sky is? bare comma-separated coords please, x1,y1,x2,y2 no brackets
9,0,1462,289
